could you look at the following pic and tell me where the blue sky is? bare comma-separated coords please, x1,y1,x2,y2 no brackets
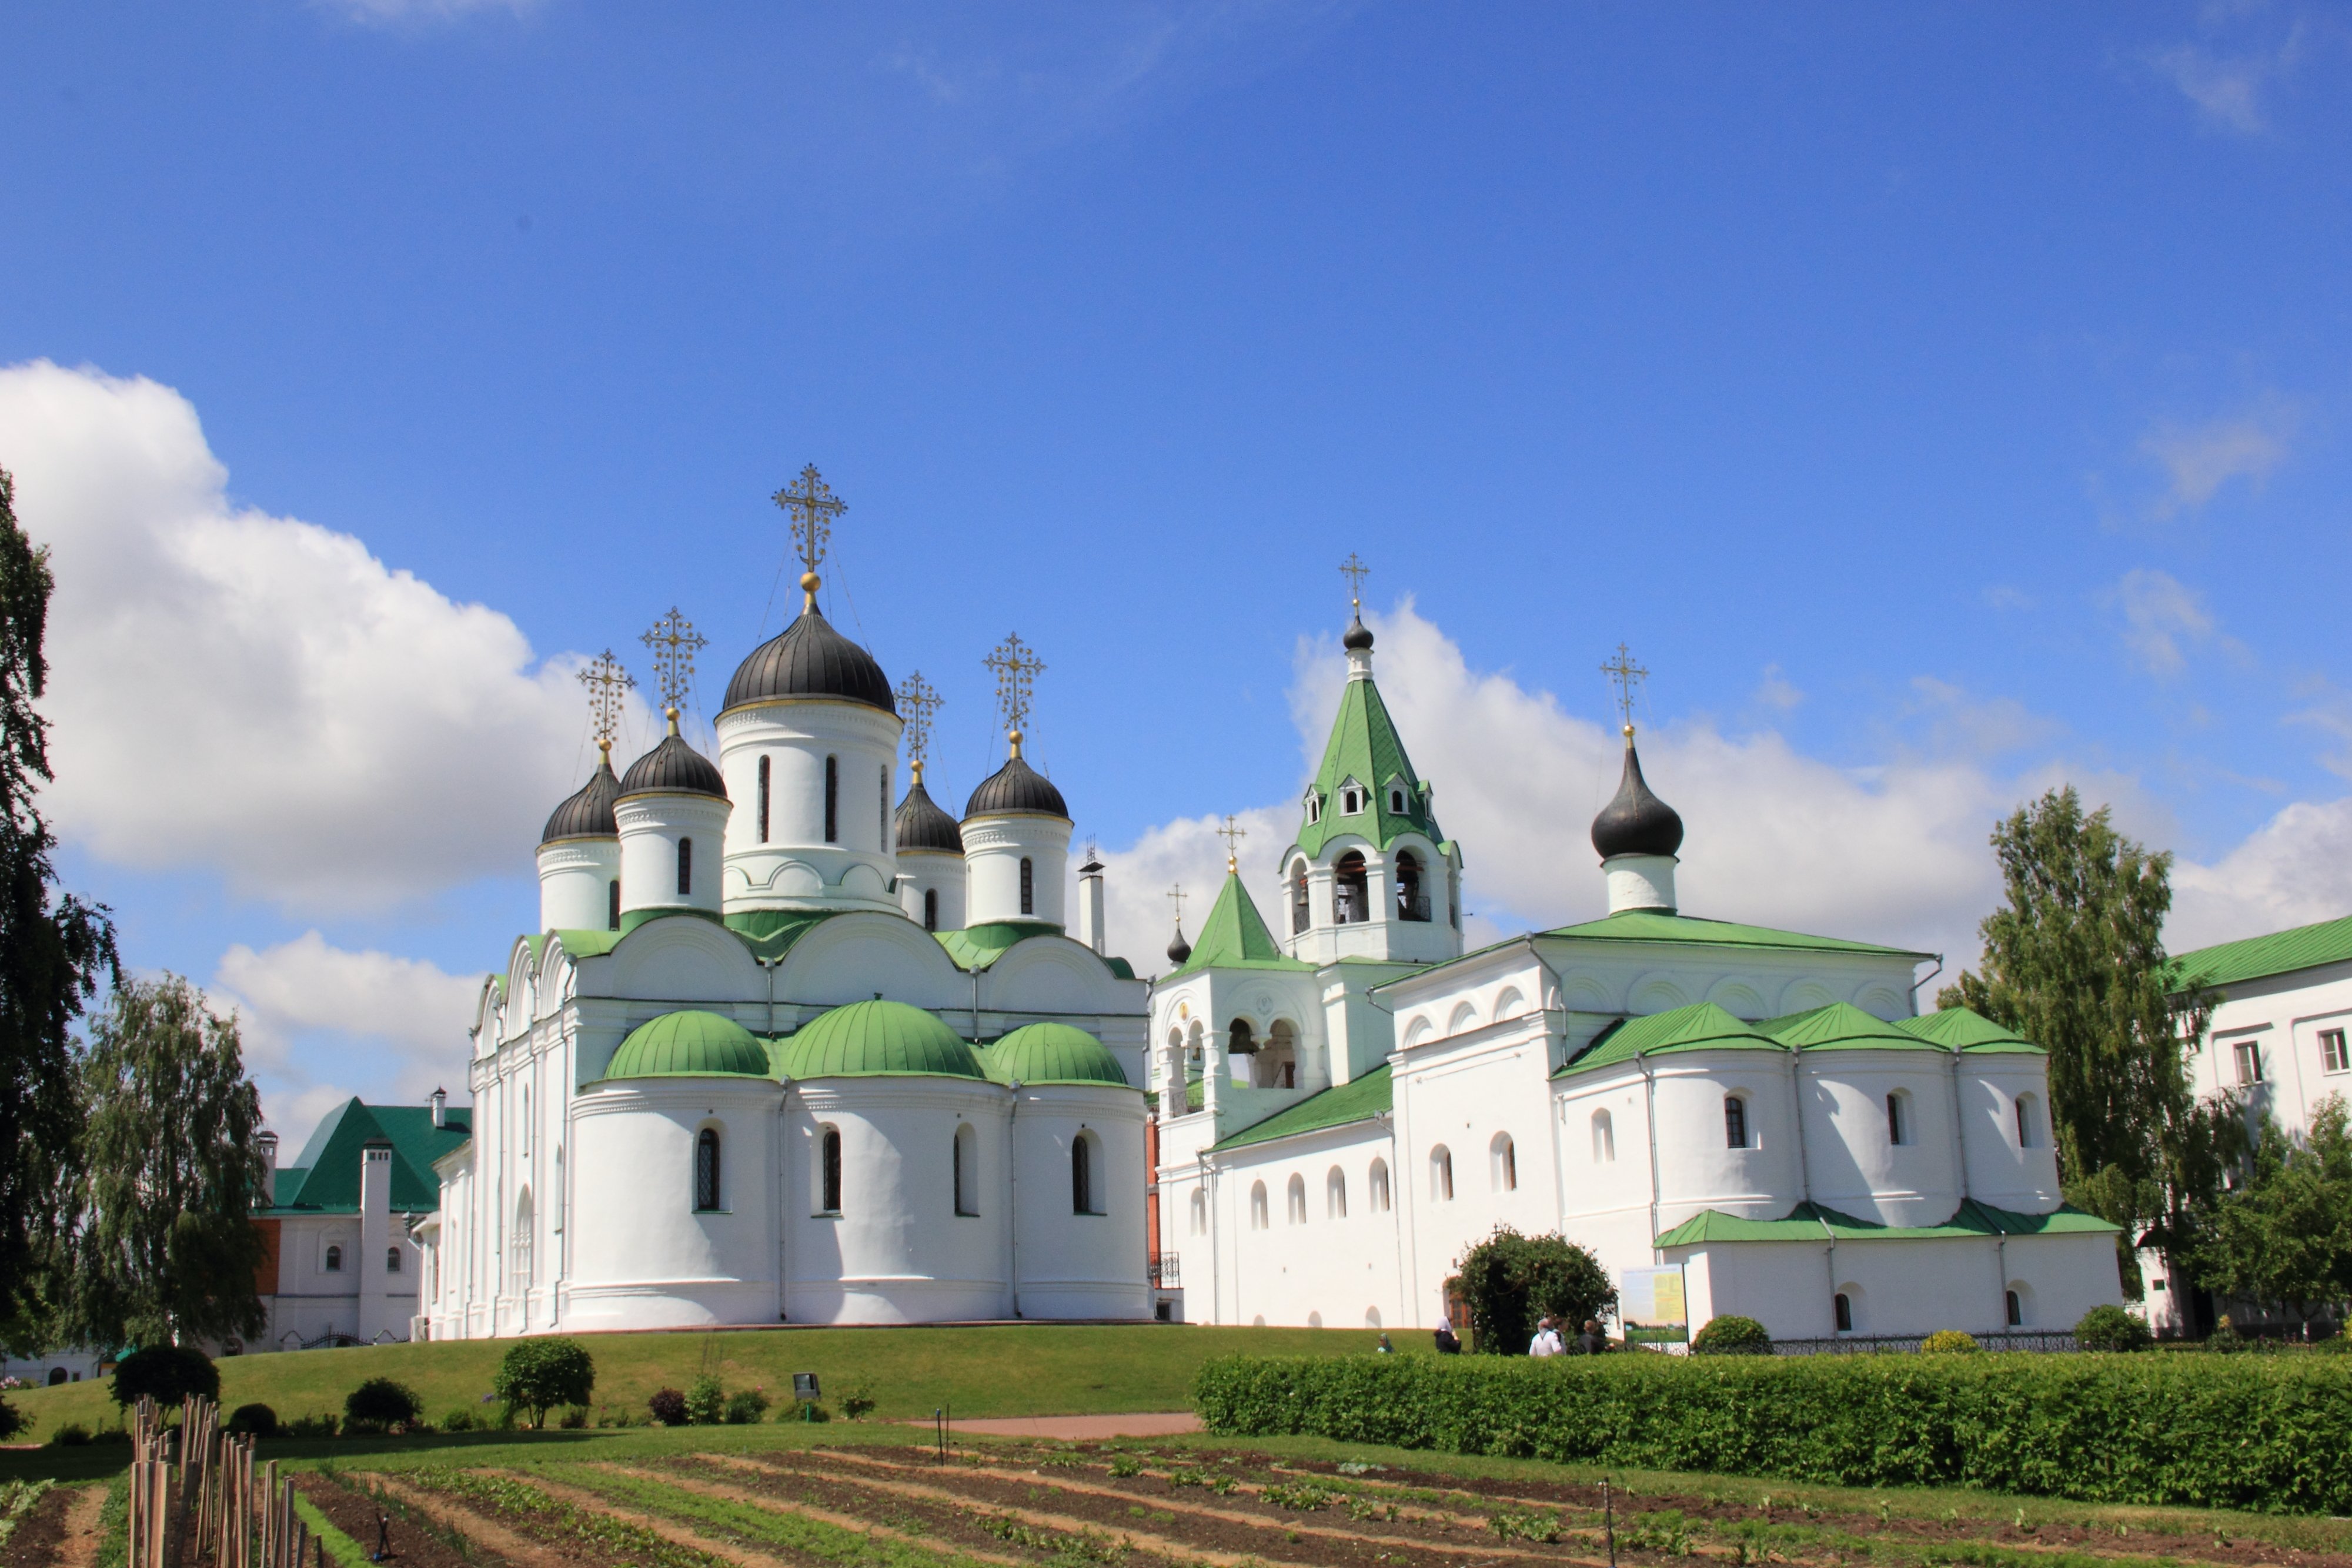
4,1,2348,1138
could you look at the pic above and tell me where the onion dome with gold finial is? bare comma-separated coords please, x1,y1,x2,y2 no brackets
620,707,728,798
542,745,623,843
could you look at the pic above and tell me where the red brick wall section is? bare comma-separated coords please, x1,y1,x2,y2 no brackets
252,1218,280,1295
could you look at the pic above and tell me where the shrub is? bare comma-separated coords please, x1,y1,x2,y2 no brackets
0,1396,19,1441
225,1403,278,1438
794,1402,831,1423
1454,1228,1616,1355
683,1375,726,1426
343,1378,423,1433
1690,1316,1772,1356
1192,1350,2352,1514
724,1389,769,1425
282,1414,339,1439
838,1380,877,1420
558,1406,589,1429
440,1409,475,1433
494,1338,596,1430
110,1345,219,1409
48,1423,90,1447
1920,1330,1980,1355
2076,1305,2153,1353
647,1388,688,1426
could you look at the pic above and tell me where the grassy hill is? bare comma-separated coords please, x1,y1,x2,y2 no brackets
2,1322,1397,1442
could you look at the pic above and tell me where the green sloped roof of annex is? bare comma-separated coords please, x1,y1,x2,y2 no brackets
1652,1198,2120,1248
1167,872,1312,979
777,998,986,1080
983,1022,1131,1088
1291,669,1446,860
1541,908,1929,958
538,907,843,965
2168,911,2352,992
1758,1001,1942,1052
1213,1064,1393,1151
1555,1002,1783,1078
260,1099,473,1218
601,1010,771,1080
1897,1005,2044,1055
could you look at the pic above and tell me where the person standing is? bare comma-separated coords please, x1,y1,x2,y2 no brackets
1433,1318,1462,1355
1529,1316,1565,1357
1576,1319,1606,1356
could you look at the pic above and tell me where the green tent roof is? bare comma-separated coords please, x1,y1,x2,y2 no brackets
603,1010,770,1079
1168,872,1312,979
1556,1002,1783,1077
1653,1198,2120,1248
985,1023,1130,1087
1541,908,1929,958
779,999,985,1080
261,1099,473,1218
1760,1001,1942,1052
2169,912,2352,992
1897,1006,2043,1054
1291,670,1444,860
1214,1064,1392,1151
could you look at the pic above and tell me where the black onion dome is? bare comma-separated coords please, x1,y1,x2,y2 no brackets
620,731,727,799
894,776,964,853
963,754,1069,821
721,607,897,715
541,755,622,843
1591,740,1683,860
1167,927,1193,965
1342,614,1375,652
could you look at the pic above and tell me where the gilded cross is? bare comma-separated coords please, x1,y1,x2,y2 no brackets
772,464,846,581
1339,552,1369,611
1217,814,1248,874
984,633,1045,751
896,671,941,775
640,608,709,716
1601,642,1649,738
1167,882,1187,927
577,650,634,760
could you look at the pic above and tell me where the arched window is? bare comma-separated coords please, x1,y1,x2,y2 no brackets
1491,1132,1516,1192
1228,1018,1256,1057
1305,792,1320,824
1334,851,1369,924
1365,1306,1382,1329
1291,861,1310,936
1343,787,1362,814
1725,1095,1749,1149
324,1244,343,1273
511,1191,532,1295
1020,857,1035,915
820,1125,843,1214
953,1124,978,1216
46,1367,66,1386
1369,1158,1391,1212
1250,1181,1269,1229
1072,1134,1100,1215
2006,1280,2033,1325
757,755,771,842
824,754,839,842
1395,850,1427,922
386,1246,403,1274
1429,1145,1454,1201
923,887,940,932
1592,1108,1616,1163
677,837,693,896
880,764,891,847
607,878,620,931
2006,1289,2023,1327
1327,1166,1347,1219
2014,1093,2040,1149
1389,787,1405,813
522,1084,530,1154
694,1128,721,1212
1190,1189,1207,1235
1287,1173,1307,1223
1834,1292,1853,1332
1886,1091,1910,1146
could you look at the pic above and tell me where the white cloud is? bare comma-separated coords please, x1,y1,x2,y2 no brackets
2171,798,2352,952
0,361,648,914
1753,665,1804,713
2140,406,2294,514
2151,42,2276,132
2114,568,2219,676
323,0,536,22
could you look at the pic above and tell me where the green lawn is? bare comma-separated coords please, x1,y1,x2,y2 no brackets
0,1322,1391,1446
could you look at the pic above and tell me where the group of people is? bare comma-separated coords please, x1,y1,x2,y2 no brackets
1426,1315,1608,1355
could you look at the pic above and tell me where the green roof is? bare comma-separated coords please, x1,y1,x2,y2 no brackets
984,1023,1130,1088
1556,1002,1783,1077
261,1099,473,1217
1167,872,1312,979
1292,671,1444,860
778,999,985,1080
1541,908,1928,958
542,907,840,966
2170,912,2352,992
1214,1064,1392,1151
1760,1001,1942,1052
1898,1006,2043,1054
934,921,1059,972
1653,1199,2121,1248
603,1010,770,1079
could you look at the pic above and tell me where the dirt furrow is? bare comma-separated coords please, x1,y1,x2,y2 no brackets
360,1475,564,1568
519,1470,804,1568
55,1485,106,1568
587,1461,1031,1568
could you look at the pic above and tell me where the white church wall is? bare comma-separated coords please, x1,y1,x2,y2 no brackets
596,918,766,1009
1797,1054,1963,1226
617,792,733,920
2003,1232,2123,1329
776,914,971,1011
896,848,967,932
2189,959,2352,1146
1008,1084,1151,1320
964,814,1071,928
1651,1054,1805,1228
537,837,620,934
1956,1056,2064,1209
1218,1122,1401,1329
716,697,903,912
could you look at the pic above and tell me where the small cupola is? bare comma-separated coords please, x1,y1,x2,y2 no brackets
1591,731,1683,914
542,745,623,844
894,761,964,853
620,709,728,800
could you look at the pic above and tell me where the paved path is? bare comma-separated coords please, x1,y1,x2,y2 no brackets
926,1412,1202,1439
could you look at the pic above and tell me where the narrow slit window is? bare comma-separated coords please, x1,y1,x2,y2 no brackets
924,887,939,931
1725,1095,1749,1150
820,1126,843,1213
1834,1292,1853,1332
1072,1135,1095,1214
1020,856,1035,916
757,755,771,842
824,755,839,842
694,1128,721,1212
607,878,620,931
677,837,692,896
880,765,891,847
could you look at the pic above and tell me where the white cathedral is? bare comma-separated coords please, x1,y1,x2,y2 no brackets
413,480,2123,1344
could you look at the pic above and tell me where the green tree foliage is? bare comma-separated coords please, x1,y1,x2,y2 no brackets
1941,787,2237,1276
1689,1315,1771,1355
66,977,268,1348
0,470,118,1349
493,1336,595,1429
344,1378,423,1432
2074,1304,2152,1352
1453,1228,1616,1355
2187,1099,2352,1331
109,1345,220,1409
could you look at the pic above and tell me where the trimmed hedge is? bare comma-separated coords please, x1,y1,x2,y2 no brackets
1194,1352,2352,1514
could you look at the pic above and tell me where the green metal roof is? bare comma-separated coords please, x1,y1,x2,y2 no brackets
1167,872,1312,979
2169,912,2352,992
777,998,986,1080
1654,1198,2120,1248
984,1022,1131,1087
934,920,1058,972
541,907,840,967
1759,1001,1941,1052
1214,1064,1393,1151
1897,1005,2043,1054
1541,908,1928,958
602,1010,770,1079
1555,1002,1783,1077
1291,673,1444,860
260,1099,473,1217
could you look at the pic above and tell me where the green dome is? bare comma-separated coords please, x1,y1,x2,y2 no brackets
985,1023,1130,1087
779,999,984,1081
606,1010,770,1079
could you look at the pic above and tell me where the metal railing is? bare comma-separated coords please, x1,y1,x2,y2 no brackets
1148,1254,1181,1289
1773,1330,2079,1356
1396,892,1431,922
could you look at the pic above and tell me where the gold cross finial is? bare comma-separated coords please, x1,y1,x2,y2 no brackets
1339,552,1369,612
577,650,635,764
896,670,941,780
640,608,709,731
983,633,1045,758
772,464,847,610
1601,642,1649,741
1167,882,1187,927
1217,814,1247,875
